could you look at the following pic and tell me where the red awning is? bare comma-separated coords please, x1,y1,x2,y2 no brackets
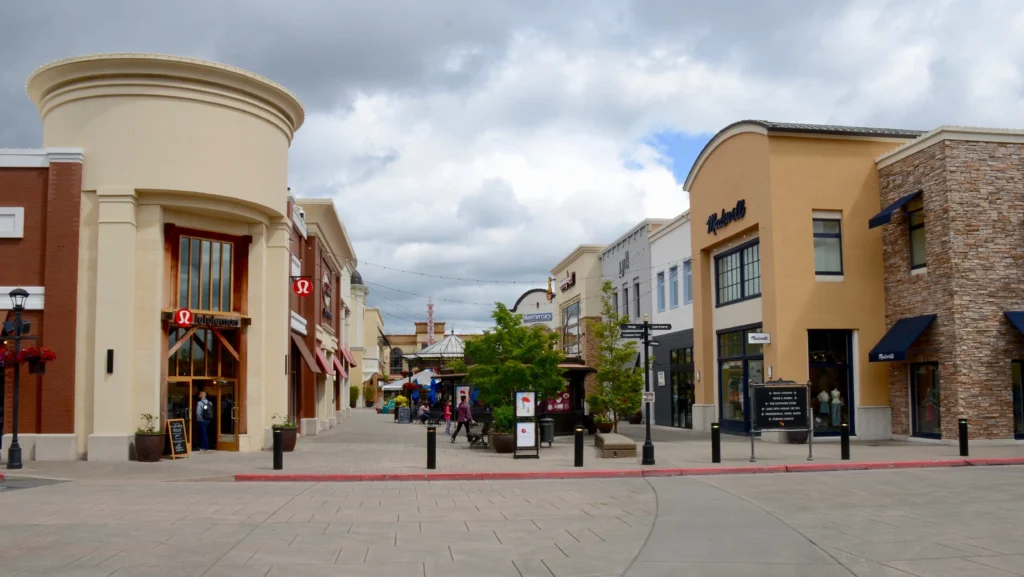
333,357,348,379
340,346,357,366
291,333,320,374
314,347,331,373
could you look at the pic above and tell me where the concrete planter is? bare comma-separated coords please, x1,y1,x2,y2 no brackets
134,433,164,462
491,433,515,453
274,427,298,452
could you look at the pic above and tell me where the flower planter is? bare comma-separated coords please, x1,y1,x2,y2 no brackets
365,400,375,408
597,422,614,434
628,411,643,425
491,433,515,453
135,433,164,462
28,360,46,375
275,427,298,452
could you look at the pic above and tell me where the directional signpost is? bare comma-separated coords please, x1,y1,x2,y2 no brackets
620,317,671,466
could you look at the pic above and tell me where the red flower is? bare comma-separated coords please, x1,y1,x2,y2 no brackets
16,346,57,364
0,347,14,366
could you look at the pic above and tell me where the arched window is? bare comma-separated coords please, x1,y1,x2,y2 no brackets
390,348,404,374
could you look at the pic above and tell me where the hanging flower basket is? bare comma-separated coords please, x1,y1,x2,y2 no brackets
17,346,57,374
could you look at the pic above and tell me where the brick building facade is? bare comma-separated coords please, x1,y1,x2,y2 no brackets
873,127,1024,440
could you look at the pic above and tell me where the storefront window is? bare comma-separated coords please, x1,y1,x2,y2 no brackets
911,362,940,438
562,301,581,356
908,197,926,270
1013,361,1023,438
718,325,763,432
808,330,853,435
670,347,694,429
179,235,233,312
716,242,761,306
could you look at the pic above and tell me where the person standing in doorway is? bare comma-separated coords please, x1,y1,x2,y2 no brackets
196,391,213,452
443,400,452,435
450,395,474,443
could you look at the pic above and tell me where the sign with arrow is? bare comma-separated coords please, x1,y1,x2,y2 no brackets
649,341,660,347
649,324,672,331
620,323,644,331
620,332,644,339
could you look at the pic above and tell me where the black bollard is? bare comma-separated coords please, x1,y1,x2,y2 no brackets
427,426,437,470
272,428,283,471
711,423,721,464
574,427,584,467
840,422,850,460
959,418,969,457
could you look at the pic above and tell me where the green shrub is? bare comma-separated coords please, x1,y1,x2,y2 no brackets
491,405,515,434
349,385,360,408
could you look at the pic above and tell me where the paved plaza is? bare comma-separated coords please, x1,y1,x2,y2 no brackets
2,466,1024,575
7,410,1024,482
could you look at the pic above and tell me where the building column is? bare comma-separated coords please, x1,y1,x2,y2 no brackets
87,189,138,461
250,219,290,451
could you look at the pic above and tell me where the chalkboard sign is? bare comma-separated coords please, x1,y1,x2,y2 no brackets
167,419,189,459
397,407,412,424
752,386,809,431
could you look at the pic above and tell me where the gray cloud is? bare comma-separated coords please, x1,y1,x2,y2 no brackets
456,179,529,229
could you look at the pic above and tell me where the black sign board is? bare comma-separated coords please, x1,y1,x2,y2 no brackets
620,323,644,331
397,407,412,424
649,341,660,347
752,386,809,431
620,332,644,339
167,419,189,459
649,324,671,331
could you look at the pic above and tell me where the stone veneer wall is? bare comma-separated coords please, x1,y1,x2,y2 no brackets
879,139,1024,439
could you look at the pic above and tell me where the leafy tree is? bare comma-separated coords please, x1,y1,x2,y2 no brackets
448,359,469,374
465,303,565,407
586,280,644,432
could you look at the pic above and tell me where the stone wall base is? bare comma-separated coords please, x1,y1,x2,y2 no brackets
0,434,35,461
692,404,716,433
87,434,133,462
35,434,79,461
856,406,893,441
300,418,318,436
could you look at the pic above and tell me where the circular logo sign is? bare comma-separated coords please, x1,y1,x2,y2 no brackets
174,308,193,328
293,278,312,297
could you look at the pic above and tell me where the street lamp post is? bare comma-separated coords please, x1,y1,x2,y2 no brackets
641,315,655,465
6,287,30,470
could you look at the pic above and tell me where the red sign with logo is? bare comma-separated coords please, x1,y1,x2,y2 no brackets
174,309,193,328
293,278,312,297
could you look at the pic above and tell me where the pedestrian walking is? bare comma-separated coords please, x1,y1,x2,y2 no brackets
195,390,213,451
450,395,474,443
443,400,452,435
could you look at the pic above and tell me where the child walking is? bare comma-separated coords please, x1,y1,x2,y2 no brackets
443,400,452,435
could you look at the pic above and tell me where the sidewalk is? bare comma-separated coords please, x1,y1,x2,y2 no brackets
7,410,1024,482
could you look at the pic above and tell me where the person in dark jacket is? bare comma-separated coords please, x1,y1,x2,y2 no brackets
196,391,214,451
450,395,475,442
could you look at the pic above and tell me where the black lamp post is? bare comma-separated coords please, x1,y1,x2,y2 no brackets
7,288,30,470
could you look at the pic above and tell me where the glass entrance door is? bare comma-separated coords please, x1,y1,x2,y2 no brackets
911,363,941,438
167,380,193,452
191,379,239,451
718,326,765,434
167,326,242,451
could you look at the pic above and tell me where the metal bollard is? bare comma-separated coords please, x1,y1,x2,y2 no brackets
959,418,969,457
840,422,850,460
427,426,437,470
574,427,584,467
711,423,721,464
272,428,283,471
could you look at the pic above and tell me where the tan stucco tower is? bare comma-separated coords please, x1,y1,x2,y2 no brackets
27,54,304,460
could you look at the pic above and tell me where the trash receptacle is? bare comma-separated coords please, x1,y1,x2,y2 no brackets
539,417,555,447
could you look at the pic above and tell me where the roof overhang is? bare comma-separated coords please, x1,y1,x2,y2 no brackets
877,125,1024,169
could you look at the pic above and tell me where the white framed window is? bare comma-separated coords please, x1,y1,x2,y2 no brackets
656,272,665,312
813,217,843,275
0,207,25,239
683,260,692,304
669,266,679,309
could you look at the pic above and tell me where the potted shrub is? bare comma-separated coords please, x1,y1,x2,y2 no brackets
594,414,614,434
490,405,515,453
271,413,298,452
18,346,57,375
135,413,164,462
363,383,377,407
349,385,360,409
628,410,643,425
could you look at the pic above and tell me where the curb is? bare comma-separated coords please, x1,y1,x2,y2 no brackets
234,457,1024,482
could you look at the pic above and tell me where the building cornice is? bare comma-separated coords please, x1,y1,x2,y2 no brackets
550,244,605,276
876,125,1024,168
0,147,84,167
648,211,691,244
599,219,672,258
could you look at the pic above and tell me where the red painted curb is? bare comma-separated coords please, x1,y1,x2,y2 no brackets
234,458,1024,482
965,457,1024,467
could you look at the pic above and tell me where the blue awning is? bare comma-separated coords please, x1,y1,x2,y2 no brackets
869,314,936,362
869,190,921,229
1006,311,1024,336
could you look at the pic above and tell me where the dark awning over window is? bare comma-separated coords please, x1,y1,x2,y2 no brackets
1006,311,1024,336
869,314,936,362
868,190,921,229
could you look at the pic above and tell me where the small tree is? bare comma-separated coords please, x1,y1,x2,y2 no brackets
587,280,644,432
466,303,565,407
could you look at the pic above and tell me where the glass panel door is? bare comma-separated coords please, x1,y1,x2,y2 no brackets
167,380,192,452
911,363,941,438
218,380,239,451
1013,361,1023,438
720,360,745,432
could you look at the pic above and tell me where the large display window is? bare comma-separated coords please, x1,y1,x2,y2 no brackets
808,330,854,436
1012,361,1022,439
718,324,763,433
911,362,941,438
670,347,694,429
562,301,581,356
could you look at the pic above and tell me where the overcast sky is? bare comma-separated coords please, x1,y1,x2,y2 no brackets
2,1,1022,334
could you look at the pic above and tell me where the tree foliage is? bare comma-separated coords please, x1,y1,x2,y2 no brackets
466,303,565,408
586,280,644,432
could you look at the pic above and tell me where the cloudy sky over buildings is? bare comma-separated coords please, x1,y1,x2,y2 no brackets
2,0,1021,333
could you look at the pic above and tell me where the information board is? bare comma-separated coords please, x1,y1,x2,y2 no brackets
752,385,809,431
167,419,189,459
516,422,536,448
515,392,535,418
397,407,412,424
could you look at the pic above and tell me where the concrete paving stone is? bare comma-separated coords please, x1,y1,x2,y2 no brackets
495,528,584,546
625,562,854,577
247,544,341,565
294,531,397,547
267,561,425,577
419,520,469,533
500,507,592,520
967,554,1024,575
248,522,328,536
425,559,523,577
512,559,557,577
840,526,956,544
933,539,1011,557
336,546,370,564
365,544,454,563
400,508,507,522
588,526,651,543
401,529,498,546
107,567,208,577
544,556,633,577
14,569,117,577
533,517,635,531
449,542,567,562
199,567,272,577
830,539,988,562
842,563,918,576
885,557,1020,576
345,521,418,534
212,547,259,566
465,519,541,532
557,541,648,559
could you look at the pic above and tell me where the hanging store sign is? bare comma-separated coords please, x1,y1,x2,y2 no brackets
706,199,747,235
292,277,312,297
559,272,576,292
747,332,770,345
523,312,553,323
168,309,243,329
618,251,630,277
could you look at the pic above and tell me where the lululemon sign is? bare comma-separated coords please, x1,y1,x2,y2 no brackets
293,278,312,297
174,308,193,328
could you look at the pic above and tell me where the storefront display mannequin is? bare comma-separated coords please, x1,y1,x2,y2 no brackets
830,388,842,427
817,389,830,424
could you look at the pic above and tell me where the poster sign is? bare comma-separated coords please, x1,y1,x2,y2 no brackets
456,386,470,403
545,387,572,412
752,386,809,431
515,392,535,418
516,422,536,448
657,372,665,387
167,419,189,459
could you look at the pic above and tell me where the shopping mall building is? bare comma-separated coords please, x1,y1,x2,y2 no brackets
686,120,1024,443
0,53,359,461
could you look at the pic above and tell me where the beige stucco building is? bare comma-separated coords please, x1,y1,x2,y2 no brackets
19,53,305,460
